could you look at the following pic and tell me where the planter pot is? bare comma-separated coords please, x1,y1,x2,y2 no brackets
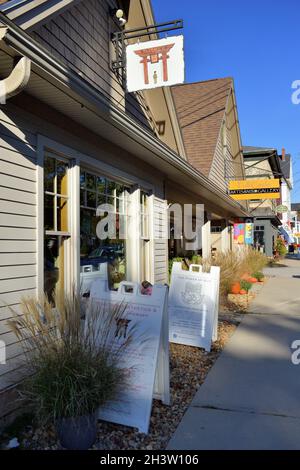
56,413,97,450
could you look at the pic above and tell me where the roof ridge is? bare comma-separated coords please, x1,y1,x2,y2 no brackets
172,77,233,88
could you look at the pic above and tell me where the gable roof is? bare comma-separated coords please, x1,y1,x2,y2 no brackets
243,145,276,154
280,154,291,180
171,77,233,176
291,203,300,212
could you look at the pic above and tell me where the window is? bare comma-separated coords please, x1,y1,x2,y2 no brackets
211,226,222,233
44,154,70,301
80,170,130,291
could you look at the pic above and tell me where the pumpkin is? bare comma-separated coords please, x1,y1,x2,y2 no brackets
231,282,241,294
239,289,247,295
249,277,257,283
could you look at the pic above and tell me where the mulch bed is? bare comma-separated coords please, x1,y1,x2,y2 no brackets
2,320,237,450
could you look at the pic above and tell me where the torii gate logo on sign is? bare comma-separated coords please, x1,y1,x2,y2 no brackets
126,36,184,92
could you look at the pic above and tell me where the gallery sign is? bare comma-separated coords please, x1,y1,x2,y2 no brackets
169,263,220,352
229,179,280,200
89,280,170,434
126,36,184,92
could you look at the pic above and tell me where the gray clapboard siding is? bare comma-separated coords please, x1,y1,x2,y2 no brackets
31,0,152,131
0,175,36,193
0,160,36,180
153,197,168,284
0,187,36,205
0,253,36,266
0,148,36,172
0,227,36,240
0,265,36,280
0,288,36,307
0,214,36,229
0,304,24,321
0,277,37,294
0,105,37,395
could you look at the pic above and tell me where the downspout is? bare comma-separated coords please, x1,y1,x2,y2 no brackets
0,25,31,103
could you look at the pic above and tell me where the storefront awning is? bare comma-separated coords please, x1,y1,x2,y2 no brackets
279,226,295,244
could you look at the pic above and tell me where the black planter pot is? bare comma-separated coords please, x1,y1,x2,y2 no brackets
56,413,97,450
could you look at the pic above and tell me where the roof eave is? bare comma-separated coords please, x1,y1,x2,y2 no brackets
0,12,249,218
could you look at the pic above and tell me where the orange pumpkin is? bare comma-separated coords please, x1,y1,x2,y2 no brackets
231,282,241,294
249,277,257,283
239,289,247,295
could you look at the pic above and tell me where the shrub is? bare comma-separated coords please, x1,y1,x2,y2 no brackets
240,280,252,292
243,248,268,273
252,271,264,281
275,237,287,256
205,251,246,297
7,292,133,425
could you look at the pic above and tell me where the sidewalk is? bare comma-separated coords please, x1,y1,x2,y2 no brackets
168,258,300,450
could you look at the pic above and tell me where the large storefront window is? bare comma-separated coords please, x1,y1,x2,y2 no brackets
80,169,129,292
44,154,70,301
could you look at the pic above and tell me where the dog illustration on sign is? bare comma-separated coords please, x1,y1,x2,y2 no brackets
181,281,204,305
115,318,131,339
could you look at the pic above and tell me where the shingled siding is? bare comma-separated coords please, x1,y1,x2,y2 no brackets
30,0,153,132
0,105,37,412
209,125,234,192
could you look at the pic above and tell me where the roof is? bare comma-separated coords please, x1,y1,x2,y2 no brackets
243,145,282,178
280,154,291,180
0,0,79,29
243,146,276,154
291,203,300,212
171,77,233,176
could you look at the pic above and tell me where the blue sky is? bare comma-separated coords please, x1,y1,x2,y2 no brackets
152,0,300,201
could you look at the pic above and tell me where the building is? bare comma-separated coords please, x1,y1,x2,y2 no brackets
243,146,282,256
0,0,250,421
171,78,247,255
291,203,300,243
278,148,295,243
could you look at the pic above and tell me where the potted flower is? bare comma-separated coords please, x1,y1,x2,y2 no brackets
8,292,131,449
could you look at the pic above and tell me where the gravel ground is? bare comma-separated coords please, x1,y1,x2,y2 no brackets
4,320,238,451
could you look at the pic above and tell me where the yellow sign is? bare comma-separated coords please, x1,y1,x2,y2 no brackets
229,179,280,201
294,233,300,238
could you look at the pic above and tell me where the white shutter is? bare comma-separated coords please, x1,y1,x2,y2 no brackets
150,196,169,285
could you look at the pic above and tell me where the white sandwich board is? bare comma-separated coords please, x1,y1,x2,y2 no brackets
80,262,108,295
169,262,220,352
89,280,170,434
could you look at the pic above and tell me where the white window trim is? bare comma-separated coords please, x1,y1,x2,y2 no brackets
37,135,80,296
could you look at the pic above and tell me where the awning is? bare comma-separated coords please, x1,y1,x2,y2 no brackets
279,226,295,244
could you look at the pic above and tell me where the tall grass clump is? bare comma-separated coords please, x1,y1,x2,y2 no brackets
7,291,134,425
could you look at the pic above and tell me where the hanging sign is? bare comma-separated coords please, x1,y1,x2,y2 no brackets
245,223,254,245
229,179,280,200
276,204,288,213
234,223,245,244
169,263,220,352
89,280,170,434
126,36,184,92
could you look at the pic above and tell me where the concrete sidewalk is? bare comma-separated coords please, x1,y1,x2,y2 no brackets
168,258,300,450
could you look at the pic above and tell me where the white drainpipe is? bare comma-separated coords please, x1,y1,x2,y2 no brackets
0,26,31,103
